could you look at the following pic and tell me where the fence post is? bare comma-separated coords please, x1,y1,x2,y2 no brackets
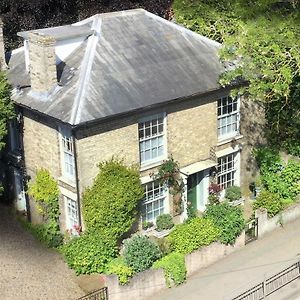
263,274,266,299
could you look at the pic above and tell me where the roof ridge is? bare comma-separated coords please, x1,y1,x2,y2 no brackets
69,16,102,125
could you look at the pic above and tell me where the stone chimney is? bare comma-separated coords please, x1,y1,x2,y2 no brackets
0,18,7,70
28,32,57,97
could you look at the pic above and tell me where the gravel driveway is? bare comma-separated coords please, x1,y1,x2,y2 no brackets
0,205,84,300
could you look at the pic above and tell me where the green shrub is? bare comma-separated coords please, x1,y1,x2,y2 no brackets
22,220,63,248
123,235,162,272
105,257,134,285
204,203,245,245
60,232,117,275
82,159,144,239
167,218,220,254
152,252,186,287
156,214,174,231
253,147,283,175
225,186,242,201
149,236,172,256
253,190,283,217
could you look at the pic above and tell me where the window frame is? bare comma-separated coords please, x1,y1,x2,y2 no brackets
59,126,76,181
217,95,240,141
217,152,238,191
138,113,167,167
141,181,168,223
64,195,79,233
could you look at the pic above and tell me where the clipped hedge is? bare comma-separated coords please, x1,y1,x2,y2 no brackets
152,252,186,287
60,232,117,275
253,190,283,217
123,235,162,273
167,218,220,254
204,203,245,245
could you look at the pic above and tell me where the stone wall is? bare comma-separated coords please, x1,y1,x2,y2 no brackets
23,113,61,223
104,232,245,300
255,203,300,238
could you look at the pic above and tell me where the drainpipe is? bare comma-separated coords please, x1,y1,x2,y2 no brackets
72,132,82,228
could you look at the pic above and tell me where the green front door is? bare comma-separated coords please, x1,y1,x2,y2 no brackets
187,173,198,213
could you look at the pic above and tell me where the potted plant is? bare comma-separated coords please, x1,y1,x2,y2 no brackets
142,221,154,231
208,183,221,205
225,185,243,206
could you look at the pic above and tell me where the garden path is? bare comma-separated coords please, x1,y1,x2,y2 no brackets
0,204,84,300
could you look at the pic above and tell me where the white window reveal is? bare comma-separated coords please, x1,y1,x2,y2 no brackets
217,96,239,140
59,127,75,180
139,114,166,165
142,181,167,222
217,153,238,190
65,196,79,233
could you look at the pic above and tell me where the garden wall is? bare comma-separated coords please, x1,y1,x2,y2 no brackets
255,202,300,238
104,232,245,300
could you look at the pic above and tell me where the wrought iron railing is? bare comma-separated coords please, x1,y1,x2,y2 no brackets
227,260,300,300
77,287,108,300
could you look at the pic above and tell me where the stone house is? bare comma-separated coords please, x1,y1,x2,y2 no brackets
1,9,264,232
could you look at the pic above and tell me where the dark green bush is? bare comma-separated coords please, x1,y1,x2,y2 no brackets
105,257,134,285
123,235,162,273
225,186,242,201
83,159,144,239
60,232,117,275
253,190,283,217
204,203,245,245
152,252,186,287
167,218,220,254
156,214,174,231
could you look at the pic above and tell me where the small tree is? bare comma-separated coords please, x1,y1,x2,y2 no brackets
83,158,144,240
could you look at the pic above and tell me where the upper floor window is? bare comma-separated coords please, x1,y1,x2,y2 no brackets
142,181,167,222
217,96,239,140
139,114,166,165
59,127,75,180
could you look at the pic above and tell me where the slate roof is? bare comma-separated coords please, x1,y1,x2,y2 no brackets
7,9,224,126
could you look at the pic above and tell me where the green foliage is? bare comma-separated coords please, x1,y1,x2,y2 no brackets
152,252,186,287
149,236,172,256
253,147,283,175
156,214,174,231
204,203,245,245
123,235,162,273
225,186,242,201
167,218,220,254
142,221,154,230
105,257,134,285
60,231,117,275
22,220,63,248
253,190,283,217
28,168,60,221
0,72,14,150
83,159,144,239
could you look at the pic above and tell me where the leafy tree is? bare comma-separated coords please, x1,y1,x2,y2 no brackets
0,71,14,151
82,158,144,240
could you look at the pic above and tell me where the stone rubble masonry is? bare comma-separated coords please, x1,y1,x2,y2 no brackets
28,32,57,94
0,18,7,70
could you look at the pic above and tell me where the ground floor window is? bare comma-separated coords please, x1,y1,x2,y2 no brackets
142,181,166,222
65,196,79,231
217,152,238,190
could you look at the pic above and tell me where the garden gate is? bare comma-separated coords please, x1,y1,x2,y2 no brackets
245,218,258,244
